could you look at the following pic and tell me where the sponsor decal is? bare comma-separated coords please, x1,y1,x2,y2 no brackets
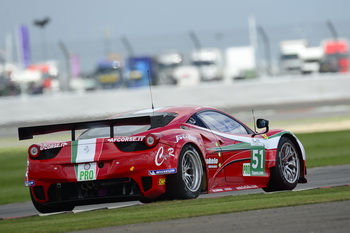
243,163,251,176
159,178,166,185
148,168,177,176
212,188,224,192
206,158,218,164
175,134,197,143
235,185,259,190
25,180,35,187
40,142,68,150
206,158,219,168
71,139,103,163
107,136,144,143
75,162,97,181
155,146,175,166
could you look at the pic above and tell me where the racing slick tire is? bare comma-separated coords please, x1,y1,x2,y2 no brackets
166,144,203,199
30,191,75,213
263,137,300,192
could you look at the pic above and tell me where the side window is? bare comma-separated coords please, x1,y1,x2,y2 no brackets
197,111,249,134
186,114,207,128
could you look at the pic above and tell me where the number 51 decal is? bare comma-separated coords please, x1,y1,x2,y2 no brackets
250,145,266,176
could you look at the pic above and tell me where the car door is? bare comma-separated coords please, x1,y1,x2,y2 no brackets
184,113,225,185
196,111,254,183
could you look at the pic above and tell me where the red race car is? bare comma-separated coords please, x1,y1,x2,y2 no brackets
19,106,307,213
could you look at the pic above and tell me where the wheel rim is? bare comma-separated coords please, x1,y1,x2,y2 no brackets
181,150,203,192
279,142,300,184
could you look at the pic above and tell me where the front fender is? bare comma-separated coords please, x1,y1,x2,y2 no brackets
264,130,307,180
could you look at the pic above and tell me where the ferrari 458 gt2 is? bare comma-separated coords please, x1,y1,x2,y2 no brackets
19,106,307,213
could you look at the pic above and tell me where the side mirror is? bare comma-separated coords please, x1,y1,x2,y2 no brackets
257,118,269,129
252,118,269,137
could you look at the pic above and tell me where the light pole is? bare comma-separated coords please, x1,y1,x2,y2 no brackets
258,25,272,76
189,30,201,50
33,17,50,61
121,36,135,57
326,20,338,41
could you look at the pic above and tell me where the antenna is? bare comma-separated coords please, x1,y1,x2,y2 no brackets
252,109,257,133
147,70,155,111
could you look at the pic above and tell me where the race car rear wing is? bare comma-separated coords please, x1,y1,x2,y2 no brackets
18,114,173,141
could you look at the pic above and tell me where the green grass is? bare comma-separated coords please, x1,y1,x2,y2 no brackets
0,186,349,233
0,147,28,204
0,129,349,205
295,130,350,168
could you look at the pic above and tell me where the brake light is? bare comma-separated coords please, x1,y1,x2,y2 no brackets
28,144,41,159
144,134,160,147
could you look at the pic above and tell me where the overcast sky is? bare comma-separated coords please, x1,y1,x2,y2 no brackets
1,0,350,70
2,0,350,41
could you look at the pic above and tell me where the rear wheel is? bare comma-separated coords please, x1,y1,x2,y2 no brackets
167,145,203,199
264,137,300,192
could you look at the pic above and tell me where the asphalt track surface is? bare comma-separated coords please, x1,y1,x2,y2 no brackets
75,201,350,233
1,98,350,231
1,165,349,223
73,166,350,233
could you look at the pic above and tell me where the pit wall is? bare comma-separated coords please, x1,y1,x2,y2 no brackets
1,73,350,125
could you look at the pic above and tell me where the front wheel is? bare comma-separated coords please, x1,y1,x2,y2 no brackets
166,145,203,199
263,137,300,192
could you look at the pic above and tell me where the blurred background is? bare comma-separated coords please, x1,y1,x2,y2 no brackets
1,0,350,95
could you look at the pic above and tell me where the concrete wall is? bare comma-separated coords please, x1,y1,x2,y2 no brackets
1,73,350,126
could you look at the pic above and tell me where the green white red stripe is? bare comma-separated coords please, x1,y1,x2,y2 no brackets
71,138,103,181
71,138,103,163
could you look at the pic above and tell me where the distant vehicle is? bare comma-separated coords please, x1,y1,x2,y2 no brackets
191,48,223,81
11,69,43,94
0,73,20,96
320,39,350,73
19,106,307,213
155,51,183,85
225,46,256,80
126,56,154,88
279,40,307,75
27,61,60,93
94,54,124,89
300,47,323,74
173,65,201,86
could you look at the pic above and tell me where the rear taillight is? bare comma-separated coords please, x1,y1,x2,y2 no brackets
144,133,161,147
28,144,41,159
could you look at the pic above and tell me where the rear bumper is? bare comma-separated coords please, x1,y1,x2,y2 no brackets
30,175,167,206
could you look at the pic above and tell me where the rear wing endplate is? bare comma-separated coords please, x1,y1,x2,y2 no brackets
18,114,169,141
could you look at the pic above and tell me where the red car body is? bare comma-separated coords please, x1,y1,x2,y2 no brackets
19,106,307,213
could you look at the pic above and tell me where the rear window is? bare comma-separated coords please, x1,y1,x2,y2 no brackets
77,112,178,140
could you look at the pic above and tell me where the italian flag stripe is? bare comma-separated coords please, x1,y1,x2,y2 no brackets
71,140,79,163
71,138,103,164
94,138,104,161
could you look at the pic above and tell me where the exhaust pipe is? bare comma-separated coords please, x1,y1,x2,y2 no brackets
81,182,95,191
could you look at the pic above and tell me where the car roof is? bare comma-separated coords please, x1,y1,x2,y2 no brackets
112,105,218,124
